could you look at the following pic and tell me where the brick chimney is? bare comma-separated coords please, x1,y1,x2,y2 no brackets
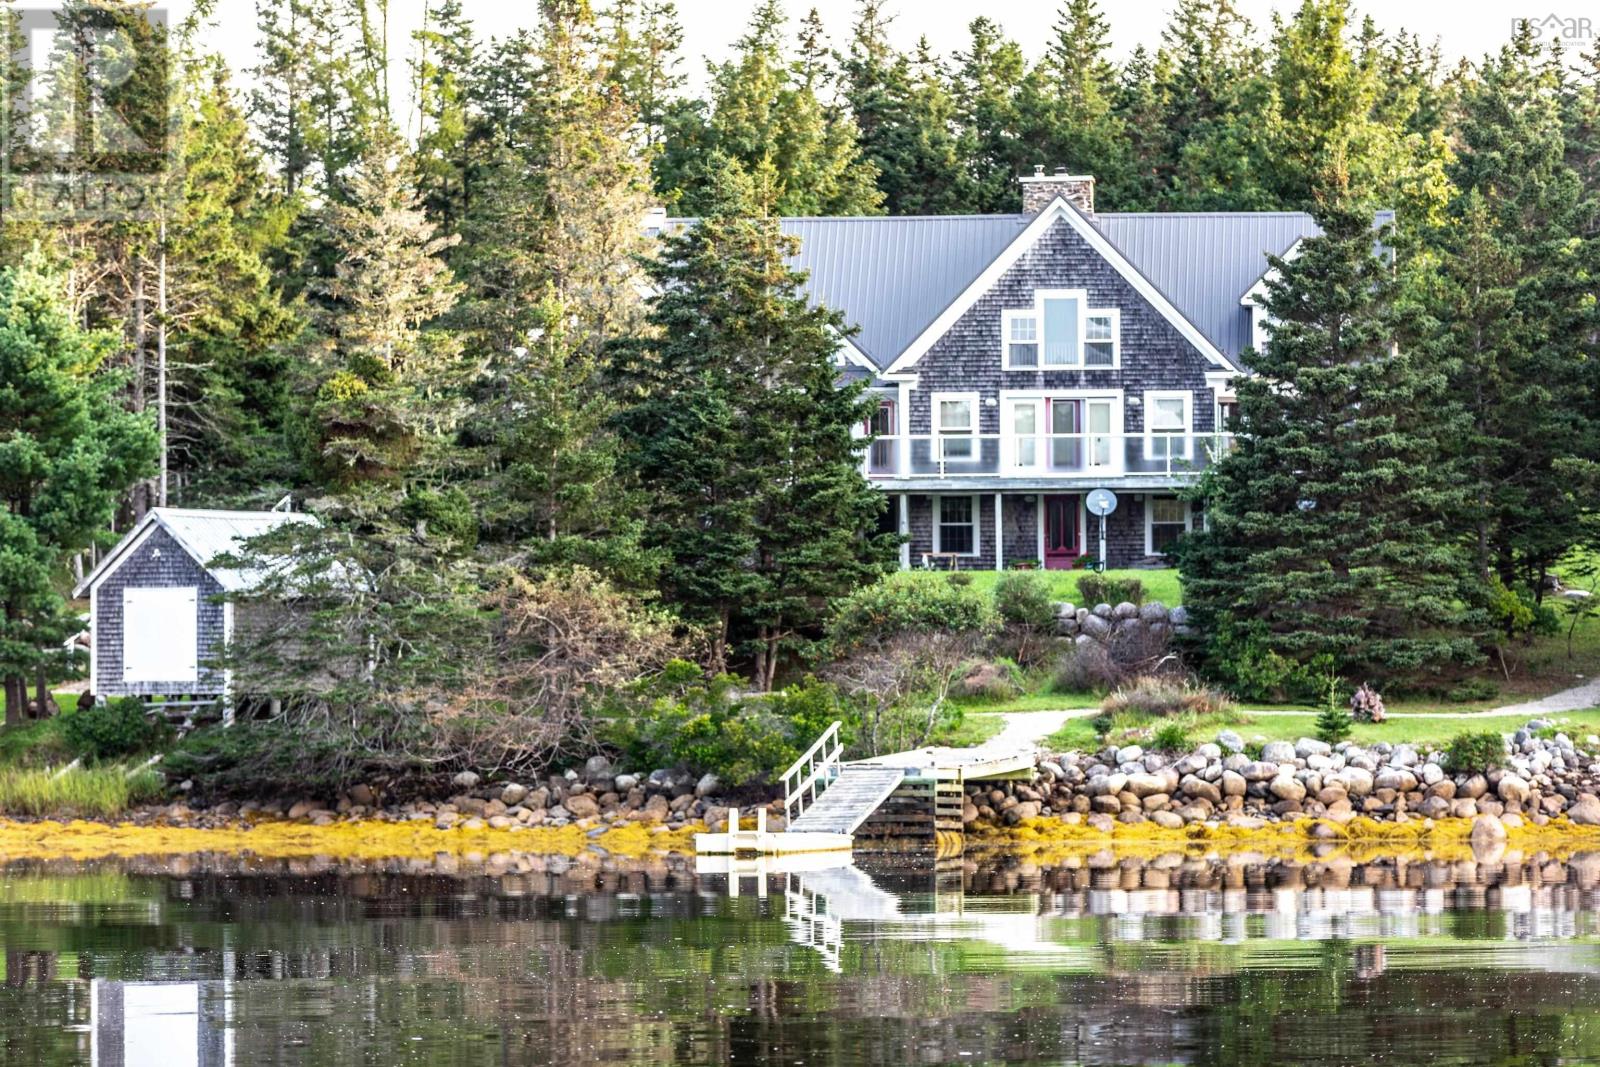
1020,165,1095,215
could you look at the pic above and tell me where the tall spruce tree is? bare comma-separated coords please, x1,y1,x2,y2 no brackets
1019,0,1132,206
951,17,1029,212
0,257,157,722
613,155,895,682
1180,196,1481,695
1438,27,1600,598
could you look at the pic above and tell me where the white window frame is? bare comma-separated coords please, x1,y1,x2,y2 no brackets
931,391,980,462
122,586,199,683
1145,496,1193,557
1083,308,1121,368
1143,389,1192,461
1000,389,1125,474
933,494,981,557
1001,289,1121,371
1002,310,1039,369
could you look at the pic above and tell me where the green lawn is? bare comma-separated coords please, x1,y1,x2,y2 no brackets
902,567,1183,607
1044,706,1600,755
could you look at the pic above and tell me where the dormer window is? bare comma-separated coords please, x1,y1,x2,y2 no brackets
1002,290,1120,370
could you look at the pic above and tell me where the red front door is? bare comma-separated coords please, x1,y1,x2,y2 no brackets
1043,494,1079,569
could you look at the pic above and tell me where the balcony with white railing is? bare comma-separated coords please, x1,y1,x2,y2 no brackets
863,431,1234,481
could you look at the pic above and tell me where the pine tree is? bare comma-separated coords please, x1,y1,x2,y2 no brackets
302,126,463,485
0,257,157,723
1180,196,1481,695
602,0,686,149
613,155,896,682
656,0,882,216
1439,26,1600,600
410,0,478,229
164,58,301,503
951,17,1029,212
1019,0,1132,206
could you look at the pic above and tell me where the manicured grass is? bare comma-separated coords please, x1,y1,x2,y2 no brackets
903,567,1183,607
933,710,1005,748
1044,706,1600,756
0,765,163,817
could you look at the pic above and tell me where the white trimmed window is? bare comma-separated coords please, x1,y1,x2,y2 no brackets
934,495,979,556
1144,390,1191,460
1002,290,1120,370
1146,497,1191,556
1085,310,1119,367
1005,311,1038,367
933,392,977,460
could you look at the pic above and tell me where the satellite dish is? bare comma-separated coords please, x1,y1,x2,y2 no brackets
1086,489,1118,517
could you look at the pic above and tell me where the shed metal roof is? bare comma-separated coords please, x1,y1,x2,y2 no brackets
75,507,314,597
689,210,1320,370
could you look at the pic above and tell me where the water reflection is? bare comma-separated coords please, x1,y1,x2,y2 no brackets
3,850,1600,1065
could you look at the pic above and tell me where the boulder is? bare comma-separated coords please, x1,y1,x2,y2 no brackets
1116,745,1145,766
1497,774,1531,804
584,755,613,779
500,783,529,807
613,774,639,793
450,771,481,791
347,784,376,807
1217,730,1245,754
1138,601,1168,622
1112,601,1140,619
1295,738,1332,759
565,794,600,819
1127,773,1167,798
1568,793,1600,826
1241,761,1280,782
695,773,723,798
1268,775,1307,803
1262,741,1298,764
1221,770,1248,797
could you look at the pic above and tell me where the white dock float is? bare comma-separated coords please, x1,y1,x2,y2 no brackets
693,806,852,856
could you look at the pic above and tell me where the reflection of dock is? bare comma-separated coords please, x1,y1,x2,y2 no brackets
696,721,1030,857
90,980,232,1067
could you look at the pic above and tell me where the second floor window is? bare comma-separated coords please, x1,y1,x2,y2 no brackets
1003,290,1121,370
935,394,975,459
1146,392,1191,460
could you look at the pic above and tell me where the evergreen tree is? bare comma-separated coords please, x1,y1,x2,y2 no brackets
410,0,478,229
164,58,301,503
302,126,463,485
951,17,1029,212
0,257,157,723
656,0,882,216
613,155,896,682
602,0,686,149
1180,197,1481,695
1438,26,1600,598
1019,0,1132,207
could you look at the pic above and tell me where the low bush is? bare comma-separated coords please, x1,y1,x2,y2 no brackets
993,572,1056,628
1314,705,1353,745
1445,679,1499,704
60,697,167,761
1150,720,1191,752
164,721,362,801
830,573,997,650
953,659,1023,700
1101,676,1234,718
1445,731,1507,774
945,571,973,587
1077,573,1145,607
605,668,849,788
1053,623,1180,692
0,766,164,817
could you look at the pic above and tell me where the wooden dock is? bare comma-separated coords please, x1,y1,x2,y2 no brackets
693,720,1041,858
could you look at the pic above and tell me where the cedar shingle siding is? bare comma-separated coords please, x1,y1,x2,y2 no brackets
94,526,225,697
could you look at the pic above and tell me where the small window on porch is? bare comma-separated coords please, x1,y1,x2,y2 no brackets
935,495,978,556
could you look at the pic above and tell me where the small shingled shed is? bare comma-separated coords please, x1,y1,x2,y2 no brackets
72,507,310,706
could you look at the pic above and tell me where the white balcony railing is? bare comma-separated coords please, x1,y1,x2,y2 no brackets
863,432,1233,480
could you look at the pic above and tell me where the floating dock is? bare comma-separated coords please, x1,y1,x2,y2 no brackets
694,720,1039,857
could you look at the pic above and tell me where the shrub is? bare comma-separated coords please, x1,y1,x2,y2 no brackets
1200,622,1329,703
1077,573,1144,607
1054,621,1180,692
829,573,997,650
1101,676,1234,717
1054,640,1118,692
605,672,849,788
945,571,973,587
953,659,1023,700
60,698,166,761
826,631,988,755
993,571,1056,629
1314,705,1353,745
1445,679,1499,704
1151,721,1190,752
1445,730,1507,774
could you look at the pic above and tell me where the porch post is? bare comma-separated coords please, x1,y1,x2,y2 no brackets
994,492,1004,572
898,494,911,571
1037,497,1046,564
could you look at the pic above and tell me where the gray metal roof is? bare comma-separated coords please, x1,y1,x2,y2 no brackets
75,507,315,596
714,210,1320,370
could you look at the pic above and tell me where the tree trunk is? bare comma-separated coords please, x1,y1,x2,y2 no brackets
156,220,168,507
3,675,23,728
33,662,54,719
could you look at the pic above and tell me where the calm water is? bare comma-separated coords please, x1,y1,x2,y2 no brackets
4,848,1600,1065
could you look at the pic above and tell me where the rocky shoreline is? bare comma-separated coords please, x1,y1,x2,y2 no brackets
968,719,1600,841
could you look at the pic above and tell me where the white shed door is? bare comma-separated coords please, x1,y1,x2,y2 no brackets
122,586,199,683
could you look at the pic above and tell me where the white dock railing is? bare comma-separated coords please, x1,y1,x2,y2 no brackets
782,720,844,822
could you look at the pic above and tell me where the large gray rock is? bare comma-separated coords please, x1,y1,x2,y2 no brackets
500,783,529,807
1261,741,1298,764
1116,745,1145,766
1498,774,1531,804
1138,601,1168,622
1127,773,1168,798
1567,793,1600,826
1080,614,1112,639
695,773,722,798
451,770,481,791
1268,775,1306,802
1092,603,1114,618
1217,730,1245,754
1295,738,1332,759
1241,761,1280,782
584,755,613,779
1112,601,1140,619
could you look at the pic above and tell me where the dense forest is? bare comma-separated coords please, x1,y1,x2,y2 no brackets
1,0,1598,786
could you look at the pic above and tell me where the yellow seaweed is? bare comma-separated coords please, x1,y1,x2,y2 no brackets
0,817,705,862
